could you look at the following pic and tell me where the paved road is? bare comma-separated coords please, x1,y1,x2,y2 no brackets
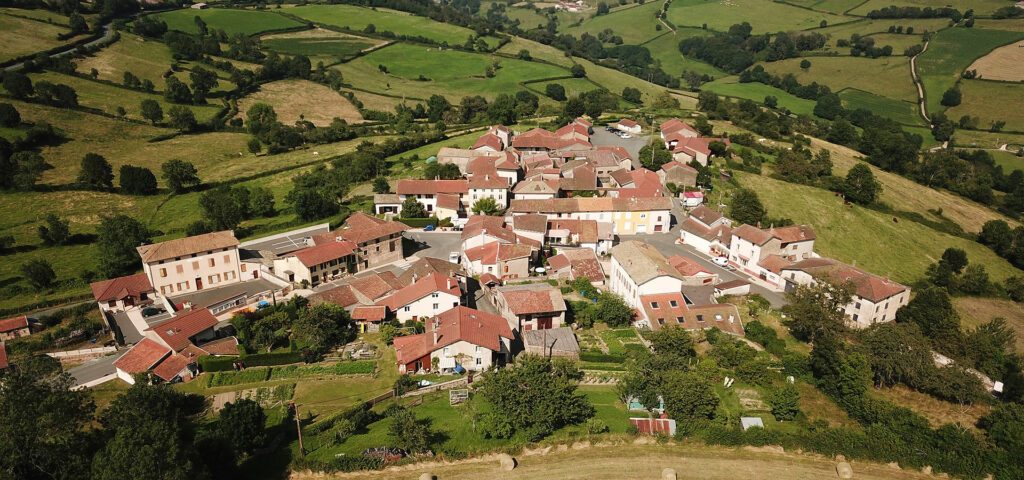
405,231,461,262
4,22,116,72
67,352,118,387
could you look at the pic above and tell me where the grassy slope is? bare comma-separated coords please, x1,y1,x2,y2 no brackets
839,88,922,126
953,129,1024,150
0,13,73,63
235,79,363,126
525,78,602,99
991,149,1024,173
564,1,664,45
642,30,726,78
947,80,1024,133
666,0,850,34
702,77,817,116
288,4,496,46
956,296,1024,354
916,27,1024,116
733,171,1019,284
762,56,918,102
497,36,575,68
155,8,304,36
849,0,1011,16
75,33,176,86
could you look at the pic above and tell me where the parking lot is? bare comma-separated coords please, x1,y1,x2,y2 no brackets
589,126,651,169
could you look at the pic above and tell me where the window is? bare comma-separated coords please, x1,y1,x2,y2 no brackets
192,261,200,270
696,314,704,322
433,303,439,309
476,358,482,366
108,300,116,308
669,300,678,307
223,254,231,263
676,316,685,324
241,263,247,273
657,318,665,325
176,265,183,274
404,306,411,312
431,293,439,298
209,258,216,267
650,301,659,309
160,268,167,278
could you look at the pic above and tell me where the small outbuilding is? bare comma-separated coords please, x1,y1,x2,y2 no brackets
521,327,580,358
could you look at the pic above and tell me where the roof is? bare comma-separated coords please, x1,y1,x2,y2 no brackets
574,117,592,128
660,118,697,136
640,293,744,335
495,283,566,315
352,305,388,322
547,219,600,244
0,315,29,333
661,160,698,174
616,169,667,199
611,241,684,285
512,178,559,195
394,306,513,365
290,239,357,268
147,308,218,352
716,279,750,290
349,272,404,301
464,242,534,265
137,230,239,264
308,284,360,308
114,338,172,374
521,327,580,354
509,197,673,214
732,224,776,246
559,166,598,191
436,192,462,210
374,193,400,204
668,255,711,277
197,336,239,355
610,168,634,187
398,257,466,285
461,215,517,244
771,225,816,244
380,273,461,310
468,173,509,189
690,205,724,226
472,132,503,151
396,179,469,195
782,258,908,302
90,273,154,303
511,127,591,150
512,213,549,233
548,248,604,283
479,272,502,286
0,342,8,370
151,353,191,382
618,118,638,127
332,212,409,245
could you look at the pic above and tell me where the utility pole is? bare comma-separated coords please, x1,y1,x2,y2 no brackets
291,402,305,456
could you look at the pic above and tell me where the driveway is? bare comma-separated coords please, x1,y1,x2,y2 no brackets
404,231,461,262
589,127,651,169
67,353,118,388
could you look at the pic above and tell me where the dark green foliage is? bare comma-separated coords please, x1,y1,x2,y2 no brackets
372,177,389,194
843,163,881,204
401,197,428,218
0,103,20,127
545,83,566,101
3,71,34,99
218,399,266,454
570,64,586,78
161,159,200,193
940,86,961,107
167,105,197,132
119,165,158,195
639,140,673,171
96,215,150,277
249,187,275,217
78,153,114,190
729,187,766,226
37,213,70,246
139,99,162,125
292,303,356,356
387,406,433,452
422,162,462,180
21,258,56,290
661,370,719,421
767,384,800,421
782,281,852,343
621,87,642,104
2,151,47,190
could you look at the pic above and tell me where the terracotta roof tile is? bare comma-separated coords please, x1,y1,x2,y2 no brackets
668,255,711,277
148,308,218,352
495,283,566,316
394,306,513,365
137,231,239,264
396,180,469,195
511,213,548,233
0,342,8,370
197,336,239,356
472,132,504,151
783,258,907,302
151,353,192,382
398,257,466,285
332,212,409,245
0,315,29,333
548,248,604,283
114,338,172,374
290,240,357,268
379,273,461,311
547,219,599,243
641,293,743,336
611,241,684,285
352,305,387,322
90,273,154,303
309,285,360,308
349,272,404,301
509,197,672,214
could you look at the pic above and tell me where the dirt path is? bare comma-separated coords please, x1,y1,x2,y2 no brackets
910,40,931,125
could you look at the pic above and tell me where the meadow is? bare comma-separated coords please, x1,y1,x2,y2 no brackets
838,88,923,126
812,18,948,53
849,0,1013,16
74,33,176,86
0,7,71,24
947,80,1024,133
287,4,499,47
260,29,382,62
525,78,604,99
154,8,305,36
496,36,575,67
989,149,1024,174
641,30,725,78
952,129,1024,150
480,1,549,29
666,0,850,34
702,77,817,116
563,1,664,45
915,27,1024,116
571,57,674,104
761,56,918,102
780,0,865,14
235,79,364,126
0,12,74,63
967,40,1024,82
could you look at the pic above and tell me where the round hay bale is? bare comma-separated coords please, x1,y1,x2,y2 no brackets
419,474,435,480
835,454,846,462
836,462,853,479
662,467,678,480
498,454,517,471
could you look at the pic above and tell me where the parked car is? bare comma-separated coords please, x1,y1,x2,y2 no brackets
712,256,729,267
449,251,460,263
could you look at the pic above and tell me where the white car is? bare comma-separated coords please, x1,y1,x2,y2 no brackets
449,252,461,263
712,256,730,267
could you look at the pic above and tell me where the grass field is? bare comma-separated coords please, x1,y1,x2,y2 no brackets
154,8,304,36
343,88,405,111
642,30,726,78
564,1,664,45
525,78,603,99
916,27,1024,116
702,77,817,116
74,33,176,86
340,43,570,101
762,56,917,102
0,7,71,25
865,32,924,53
990,149,1024,173
482,1,549,29
571,56,674,104
956,296,1024,354
947,80,1024,133
732,171,1019,284
288,4,498,47
781,0,865,14
812,18,948,53
870,385,990,430
236,79,363,126
260,28,383,63
666,0,850,34
0,13,74,63
974,19,1024,33
968,40,1024,82
952,129,1024,150
849,0,1012,16
497,36,575,67
838,88,923,126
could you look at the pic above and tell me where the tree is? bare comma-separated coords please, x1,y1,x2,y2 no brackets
188,66,219,102
594,292,633,327
289,188,338,221
250,187,275,217
426,94,451,122
423,162,462,180
161,159,200,193
78,153,114,190
800,59,811,69
941,247,968,274
896,286,963,356
246,102,278,136
570,64,587,78
119,165,158,195
167,105,197,132
697,90,719,112
163,76,193,104
639,141,673,170
782,281,853,343
940,86,962,107
956,264,990,295
813,93,843,120
545,83,566,101
978,402,1024,459
2,71,33,99
843,163,881,204
199,186,247,231
387,406,433,452
7,151,47,190
648,326,696,370
97,215,151,277
596,1,609,14
978,220,1013,254
729,188,766,226
0,368,94,480
767,384,801,421
21,259,56,290
401,197,428,218
219,399,266,455
38,213,71,246
0,103,20,127
859,322,934,387
487,93,518,124
694,116,714,136
660,371,719,422
372,177,390,194
139,99,162,125
622,87,642,104
477,356,594,440
247,137,261,154
293,303,355,356
764,95,778,108
472,197,501,216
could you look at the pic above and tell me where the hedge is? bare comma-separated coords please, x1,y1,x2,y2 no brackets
580,351,625,363
268,361,375,380
397,217,438,228
198,349,301,372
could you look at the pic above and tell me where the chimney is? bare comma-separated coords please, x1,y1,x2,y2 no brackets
433,327,438,345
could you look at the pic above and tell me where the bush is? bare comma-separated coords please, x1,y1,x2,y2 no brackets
580,351,625,363
396,217,438,228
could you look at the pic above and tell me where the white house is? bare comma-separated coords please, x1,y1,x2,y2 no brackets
468,173,510,209
615,118,641,135
272,239,357,287
609,241,685,309
729,224,816,287
90,272,155,313
137,231,243,296
679,205,733,257
508,197,673,235
393,306,513,374
393,179,470,215
379,273,462,322
780,258,910,328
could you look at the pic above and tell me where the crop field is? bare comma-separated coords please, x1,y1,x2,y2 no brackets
733,171,1019,284
259,28,382,62
642,30,725,78
287,5,499,47
967,40,1024,82
154,8,304,36
564,1,663,45
666,0,850,34
340,43,569,101
761,56,917,102
0,13,74,63
703,77,817,116
839,88,923,126
947,80,1024,133
236,79,363,126
850,0,1012,16
916,27,1024,115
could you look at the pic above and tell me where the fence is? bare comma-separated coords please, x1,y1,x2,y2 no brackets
401,376,471,397
47,346,117,359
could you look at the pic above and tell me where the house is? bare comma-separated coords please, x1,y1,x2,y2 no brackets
615,119,641,135
90,273,155,313
638,292,744,336
472,132,504,152
668,255,717,286
512,178,560,200
115,308,222,385
379,273,462,322
511,126,591,154
679,205,732,257
508,213,548,245
463,242,535,280
507,197,673,235
460,215,528,251
681,191,704,208
558,164,598,196
715,279,751,297
493,283,567,331
351,306,389,333
114,338,172,384
327,213,409,271
468,172,510,209
394,306,513,374
547,219,613,255
394,179,470,215
398,257,467,287
660,118,699,140
145,308,219,352
137,230,243,296
0,315,32,341
666,136,729,166
436,147,501,174
468,153,519,186
552,147,632,183
729,224,816,287
308,271,405,309
273,239,357,287
522,327,580,358
547,248,606,285
780,258,910,328
609,241,686,309
659,161,698,189
612,168,668,199
373,194,401,215
190,2,208,9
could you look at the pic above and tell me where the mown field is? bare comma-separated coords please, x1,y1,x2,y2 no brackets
666,0,850,34
839,88,923,126
287,4,499,47
154,8,305,36
968,39,1024,82
956,296,1024,355
702,77,817,116
762,56,918,102
236,79,363,126
642,30,725,78
563,1,664,45
916,27,1024,116
0,12,74,63
260,28,382,63
947,80,1024,133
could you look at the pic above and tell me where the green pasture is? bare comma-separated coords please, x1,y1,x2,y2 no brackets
666,0,850,34
849,0,1012,16
813,18,948,53
702,77,817,116
761,55,917,102
287,4,499,47
261,36,376,59
838,88,923,126
497,36,575,67
0,12,74,63
916,27,1024,115
564,1,664,45
947,80,1024,133
154,8,304,36
642,30,725,78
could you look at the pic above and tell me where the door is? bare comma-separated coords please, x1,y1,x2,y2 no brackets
538,317,553,329
195,277,203,290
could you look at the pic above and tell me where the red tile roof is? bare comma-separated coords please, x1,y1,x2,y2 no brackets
398,257,466,285
473,132,503,151
137,231,239,264
436,192,462,210
668,255,711,277
396,179,469,195
732,224,776,245
509,197,673,214
309,284,360,308
616,168,667,199
114,338,172,374
379,273,461,311
783,258,908,302
197,336,239,356
618,118,638,127
290,240,357,268
690,205,723,226
640,293,743,335
464,242,534,265
394,306,513,365
758,254,793,274
148,308,218,352
333,212,409,245
0,315,29,333
352,305,387,322
349,272,404,301
461,215,519,245
495,283,566,316
511,213,548,233
679,217,732,243
661,160,698,174
547,219,600,244
151,353,191,382
468,172,509,189
90,273,154,303
771,225,816,244
511,178,559,195
660,118,697,136
479,273,502,286
548,248,604,283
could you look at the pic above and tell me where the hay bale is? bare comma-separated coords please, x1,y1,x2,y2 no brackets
418,474,435,480
498,454,517,471
662,467,677,480
836,462,853,479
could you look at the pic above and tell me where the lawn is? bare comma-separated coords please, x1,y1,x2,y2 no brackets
564,1,664,45
484,1,549,29
850,0,1012,16
838,88,923,126
154,8,304,36
235,79,364,126
702,77,817,116
260,28,382,63
641,30,726,78
733,171,1020,284
287,4,499,47
666,0,851,34
955,296,1024,355
915,27,1024,116
497,36,575,68
762,56,917,102
340,43,571,101
974,19,1024,33
0,12,75,63
386,129,488,177
947,80,1024,133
